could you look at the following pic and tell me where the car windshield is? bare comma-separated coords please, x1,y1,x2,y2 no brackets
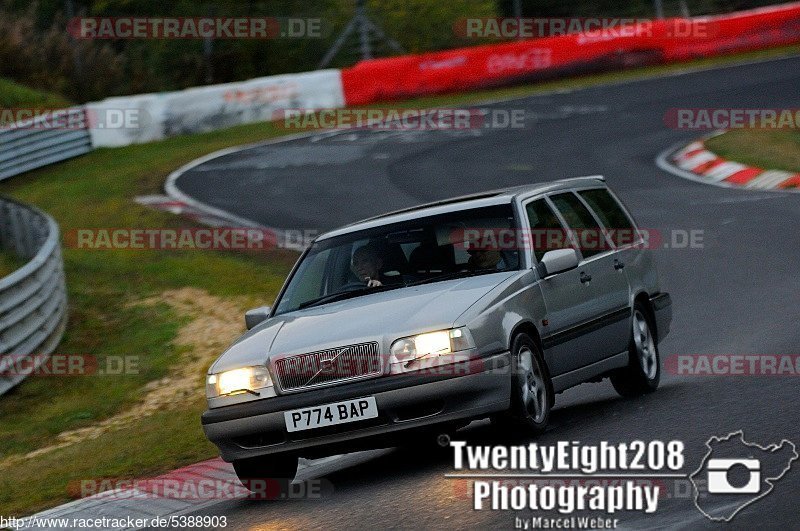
274,204,520,315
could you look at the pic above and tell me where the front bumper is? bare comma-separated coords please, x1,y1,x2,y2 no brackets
650,292,672,343
202,351,511,462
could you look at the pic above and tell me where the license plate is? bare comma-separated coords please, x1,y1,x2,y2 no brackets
284,397,378,432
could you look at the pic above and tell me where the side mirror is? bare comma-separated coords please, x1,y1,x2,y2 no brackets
537,248,579,278
245,306,272,330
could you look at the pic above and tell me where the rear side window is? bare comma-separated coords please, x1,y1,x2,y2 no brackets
578,188,638,248
549,192,610,258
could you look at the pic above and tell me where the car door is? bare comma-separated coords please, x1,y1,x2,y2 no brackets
546,191,631,366
576,186,646,295
524,198,599,376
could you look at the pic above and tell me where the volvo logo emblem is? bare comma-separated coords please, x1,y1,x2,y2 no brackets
304,346,351,386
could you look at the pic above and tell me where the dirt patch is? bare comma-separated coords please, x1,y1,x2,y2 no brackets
4,288,247,464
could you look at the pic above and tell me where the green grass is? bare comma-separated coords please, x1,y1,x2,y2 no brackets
0,248,23,278
0,77,69,109
705,130,800,174
0,44,798,517
0,397,216,516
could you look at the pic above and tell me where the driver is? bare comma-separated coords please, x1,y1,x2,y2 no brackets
351,243,386,287
467,249,502,271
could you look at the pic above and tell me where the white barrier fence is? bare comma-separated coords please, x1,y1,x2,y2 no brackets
86,69,344,147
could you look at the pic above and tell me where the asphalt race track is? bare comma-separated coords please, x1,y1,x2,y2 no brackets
169,56,800,529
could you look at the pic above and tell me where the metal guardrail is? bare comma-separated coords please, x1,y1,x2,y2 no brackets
0,196,67,395
0,108,93,181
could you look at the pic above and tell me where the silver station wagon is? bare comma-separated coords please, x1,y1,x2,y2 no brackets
202,176,672,487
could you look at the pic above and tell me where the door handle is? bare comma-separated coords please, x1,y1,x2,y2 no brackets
614,259,625,271
579,271,592,284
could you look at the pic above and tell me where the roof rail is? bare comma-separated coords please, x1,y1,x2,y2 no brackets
555,175,605,184
342,190,505,227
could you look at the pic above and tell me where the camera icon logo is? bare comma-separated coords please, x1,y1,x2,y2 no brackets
707,458,761,494
691,432,797,521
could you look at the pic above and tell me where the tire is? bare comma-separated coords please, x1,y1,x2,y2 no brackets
611,302,660,397
233,455,299,497
494,333,553,435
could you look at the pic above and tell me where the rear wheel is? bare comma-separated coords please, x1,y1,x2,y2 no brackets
233,455,299,497
494,333,553,434
611,303,660,397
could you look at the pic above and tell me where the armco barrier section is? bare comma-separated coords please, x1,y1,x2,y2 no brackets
341,3,800,105
0,196,68,395
0,108,92,181
87,69,345,147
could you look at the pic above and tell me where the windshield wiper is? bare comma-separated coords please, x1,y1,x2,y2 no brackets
407,268,500,287
297,284,399,310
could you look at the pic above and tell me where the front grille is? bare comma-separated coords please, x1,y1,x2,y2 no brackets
274,341,382,391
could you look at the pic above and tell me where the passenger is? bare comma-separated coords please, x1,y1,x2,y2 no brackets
351,243,386,287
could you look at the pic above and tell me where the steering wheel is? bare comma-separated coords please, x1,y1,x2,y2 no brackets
338,280,369,291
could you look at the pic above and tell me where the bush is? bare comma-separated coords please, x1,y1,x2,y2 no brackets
0,2,126,102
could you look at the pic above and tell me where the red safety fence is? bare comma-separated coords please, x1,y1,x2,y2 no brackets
341,3,800,106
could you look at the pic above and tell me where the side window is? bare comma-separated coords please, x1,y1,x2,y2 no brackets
525,199,569,262
549,192,610,259
578,188,638,248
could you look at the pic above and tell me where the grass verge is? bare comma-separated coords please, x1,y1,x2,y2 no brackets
705,130,800,173
0,45,798,517
0,397,218,516
0,77,69,109
0,249,23,279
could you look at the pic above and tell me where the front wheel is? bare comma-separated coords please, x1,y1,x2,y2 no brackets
233,455,299,497
610,303,660,397
494,333,553,434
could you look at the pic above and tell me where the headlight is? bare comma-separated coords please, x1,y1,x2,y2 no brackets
390,327,475,365
206,365,273,398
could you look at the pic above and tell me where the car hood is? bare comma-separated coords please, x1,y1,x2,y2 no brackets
210,271,519,373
